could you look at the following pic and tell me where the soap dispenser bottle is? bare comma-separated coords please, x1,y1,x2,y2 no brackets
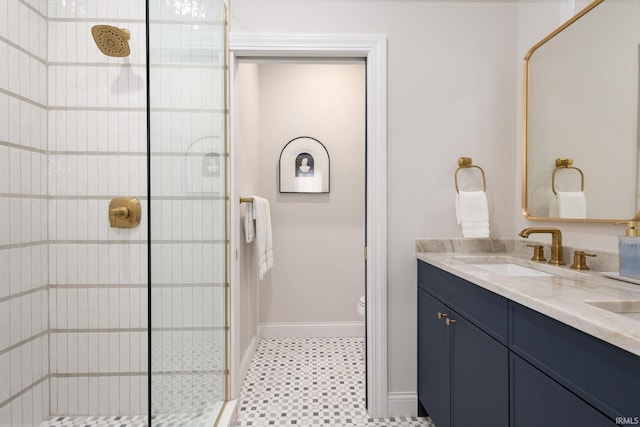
618,221,640,279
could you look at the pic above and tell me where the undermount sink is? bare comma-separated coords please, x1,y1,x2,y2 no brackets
454,256,555,277
585,300,640,322
466,262,554,277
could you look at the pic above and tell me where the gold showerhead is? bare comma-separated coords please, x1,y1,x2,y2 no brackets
91,25,131,57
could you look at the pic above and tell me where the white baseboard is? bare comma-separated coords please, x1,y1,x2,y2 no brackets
387,392,418,418
259,321,365,338
238,330,262,390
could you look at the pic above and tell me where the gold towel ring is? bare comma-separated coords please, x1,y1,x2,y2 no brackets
552,158,584,195
454,157,486,193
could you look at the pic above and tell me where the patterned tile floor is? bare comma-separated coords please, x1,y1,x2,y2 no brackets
232,337,435,427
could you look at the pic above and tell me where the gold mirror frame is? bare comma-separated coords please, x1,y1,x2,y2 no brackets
519,0,636,224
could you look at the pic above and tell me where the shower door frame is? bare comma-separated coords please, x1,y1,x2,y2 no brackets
228,33,388,418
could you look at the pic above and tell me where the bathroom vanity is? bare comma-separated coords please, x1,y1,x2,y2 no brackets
416,249,640,427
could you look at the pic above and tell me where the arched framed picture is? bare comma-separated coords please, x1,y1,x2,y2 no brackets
279,136,330,193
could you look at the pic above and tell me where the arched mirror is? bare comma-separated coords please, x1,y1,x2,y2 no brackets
522,0,640,222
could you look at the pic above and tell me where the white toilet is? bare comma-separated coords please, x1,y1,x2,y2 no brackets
357,296,366,360
357,296,365,319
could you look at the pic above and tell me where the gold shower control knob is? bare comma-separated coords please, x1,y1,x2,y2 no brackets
109,197,141,228
111,206,129,218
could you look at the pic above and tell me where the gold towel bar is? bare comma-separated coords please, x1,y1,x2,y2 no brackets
552,158,584,195
454,157,486,193
240,197,253,204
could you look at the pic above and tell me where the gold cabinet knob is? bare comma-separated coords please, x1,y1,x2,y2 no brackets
570,250,596,271
437,312,448,319
526,244,546,262
445,318,457,326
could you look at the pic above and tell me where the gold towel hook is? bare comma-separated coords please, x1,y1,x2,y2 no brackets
552,158,584,195
455,157,486,193
240,197,254,204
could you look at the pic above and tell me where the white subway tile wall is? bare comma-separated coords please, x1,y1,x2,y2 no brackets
1,0,149,422
46,0,148,417
1,0,50,425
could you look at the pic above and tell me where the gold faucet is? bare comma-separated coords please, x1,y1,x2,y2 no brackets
518,228,565,265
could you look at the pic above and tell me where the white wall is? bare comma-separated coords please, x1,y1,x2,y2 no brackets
231,0,518,400
234,62,261,359
256,62,366,327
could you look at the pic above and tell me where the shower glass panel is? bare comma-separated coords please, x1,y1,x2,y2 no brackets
148,0,228,425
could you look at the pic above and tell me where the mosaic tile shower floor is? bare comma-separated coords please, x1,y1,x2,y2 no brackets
150,336,225,414
232,337,435,427
37,408,222,427
37,337,224,427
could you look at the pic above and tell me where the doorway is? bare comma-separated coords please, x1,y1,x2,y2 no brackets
228,33,389,418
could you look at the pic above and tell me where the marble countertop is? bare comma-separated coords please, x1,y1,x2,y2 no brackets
416,246,640,357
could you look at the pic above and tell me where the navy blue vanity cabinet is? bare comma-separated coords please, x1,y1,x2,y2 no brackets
510,352,614,427
450,310,509,427
418,259,640,427
418,288,451,427
510,302,640,423
417,261,509,427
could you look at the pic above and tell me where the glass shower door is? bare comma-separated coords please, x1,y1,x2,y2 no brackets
148,0,228,424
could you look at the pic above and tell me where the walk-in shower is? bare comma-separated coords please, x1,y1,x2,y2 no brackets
0,1,228,426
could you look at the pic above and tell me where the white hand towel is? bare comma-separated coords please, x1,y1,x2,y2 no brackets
461,223,491,238
455,191,490,238
244,198,255,243
253,196,273,280
555,191,586,219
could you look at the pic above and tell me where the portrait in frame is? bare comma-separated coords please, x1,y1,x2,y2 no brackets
279,136,330,193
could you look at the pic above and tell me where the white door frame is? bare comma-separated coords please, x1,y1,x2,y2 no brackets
228,33,388,418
